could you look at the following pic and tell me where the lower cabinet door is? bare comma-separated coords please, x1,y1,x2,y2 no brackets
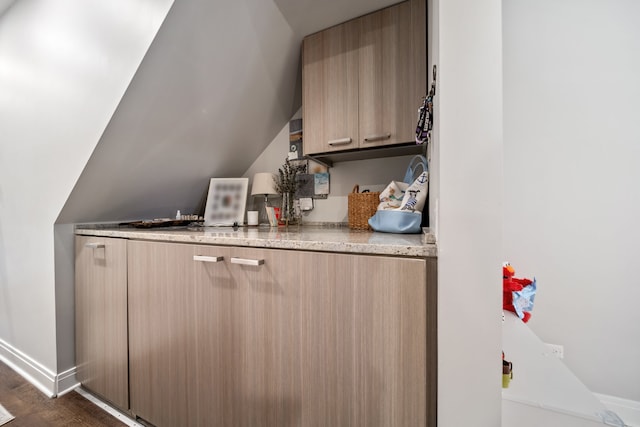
294,250,428,426
75,236,129,411
128,240,429,427
128,240,223,426
201,246,306,427
216,247,429,427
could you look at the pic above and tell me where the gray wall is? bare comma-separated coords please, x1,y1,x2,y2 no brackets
503,0,640,401
57,0,300,224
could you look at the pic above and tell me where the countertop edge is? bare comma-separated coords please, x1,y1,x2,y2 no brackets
75,227,437,258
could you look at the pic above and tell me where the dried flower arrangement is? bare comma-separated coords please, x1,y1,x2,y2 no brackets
274,158,307,195
274,158,307,225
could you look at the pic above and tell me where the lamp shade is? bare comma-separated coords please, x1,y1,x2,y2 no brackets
251,172,277,196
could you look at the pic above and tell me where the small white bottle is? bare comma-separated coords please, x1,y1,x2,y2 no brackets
176,210,181,220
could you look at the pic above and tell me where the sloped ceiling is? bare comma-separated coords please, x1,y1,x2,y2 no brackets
274,0,402,35
0,0,15,16
57,0,398,223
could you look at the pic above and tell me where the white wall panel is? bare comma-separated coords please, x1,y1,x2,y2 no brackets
0,0,172,385
503,0,640,402
435,0,504,425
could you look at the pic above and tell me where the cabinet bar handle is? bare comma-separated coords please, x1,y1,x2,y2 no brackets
193,255,224,263
85,243,105,249
328,137,352,146
230,257,264,266
363,133,391,142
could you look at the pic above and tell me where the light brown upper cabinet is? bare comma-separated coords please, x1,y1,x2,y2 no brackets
303,0,426,156
303,18,360,154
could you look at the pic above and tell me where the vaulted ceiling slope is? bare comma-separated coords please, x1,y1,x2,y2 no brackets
57,0,398,224
0,0,15,17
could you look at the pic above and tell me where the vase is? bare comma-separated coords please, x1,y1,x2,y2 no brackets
279,192,299,226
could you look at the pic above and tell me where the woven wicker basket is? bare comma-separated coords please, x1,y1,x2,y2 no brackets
348,185,380,230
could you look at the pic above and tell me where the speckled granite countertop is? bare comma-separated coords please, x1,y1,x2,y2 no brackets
75,225,437,257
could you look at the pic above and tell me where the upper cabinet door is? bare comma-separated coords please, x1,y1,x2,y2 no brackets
302,0,426,157
303,19,359,155
359,0,415,148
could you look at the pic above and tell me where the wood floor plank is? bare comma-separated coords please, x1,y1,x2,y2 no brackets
0,362,126,427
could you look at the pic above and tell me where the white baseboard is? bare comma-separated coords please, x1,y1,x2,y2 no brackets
595,393,640,427
56,366,80,396
0,338,78,397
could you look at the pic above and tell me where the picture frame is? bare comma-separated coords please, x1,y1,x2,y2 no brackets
203,178,249,226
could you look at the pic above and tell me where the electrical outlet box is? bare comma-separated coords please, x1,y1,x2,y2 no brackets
545,343,564,359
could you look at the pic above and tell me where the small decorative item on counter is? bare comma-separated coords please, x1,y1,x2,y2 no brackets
261,206,283,227
279,192,297,226
502,351,513,388
127,214,204,228
250,172,278,226
503,262,537,322
348,185,380,230
274,158,306,226
247,210,259,226
203,177,249,227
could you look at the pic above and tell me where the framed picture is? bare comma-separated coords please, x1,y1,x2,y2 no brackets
203,178,249,226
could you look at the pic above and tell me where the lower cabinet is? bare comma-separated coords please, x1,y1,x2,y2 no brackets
127,240,435,426
75,236,129,411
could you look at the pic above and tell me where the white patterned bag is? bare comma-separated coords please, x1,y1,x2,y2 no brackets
377,181,409,210
368,155,429,234
398,171,428,213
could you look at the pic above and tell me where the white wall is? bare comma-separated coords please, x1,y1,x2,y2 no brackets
0,0,172,393
503,0,640,402
434,0,504,425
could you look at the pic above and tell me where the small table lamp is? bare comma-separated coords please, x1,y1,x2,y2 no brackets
251,172,278,226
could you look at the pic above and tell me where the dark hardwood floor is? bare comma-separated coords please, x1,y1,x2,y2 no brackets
0,361,126,426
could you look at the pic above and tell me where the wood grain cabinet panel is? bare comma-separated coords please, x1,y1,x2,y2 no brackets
359,0,415,148
302,19,360,154
128,241,214,426
127,240,435,427
75,236,128,411
297,251,429,426
303,0,426,156
211,247,304,427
